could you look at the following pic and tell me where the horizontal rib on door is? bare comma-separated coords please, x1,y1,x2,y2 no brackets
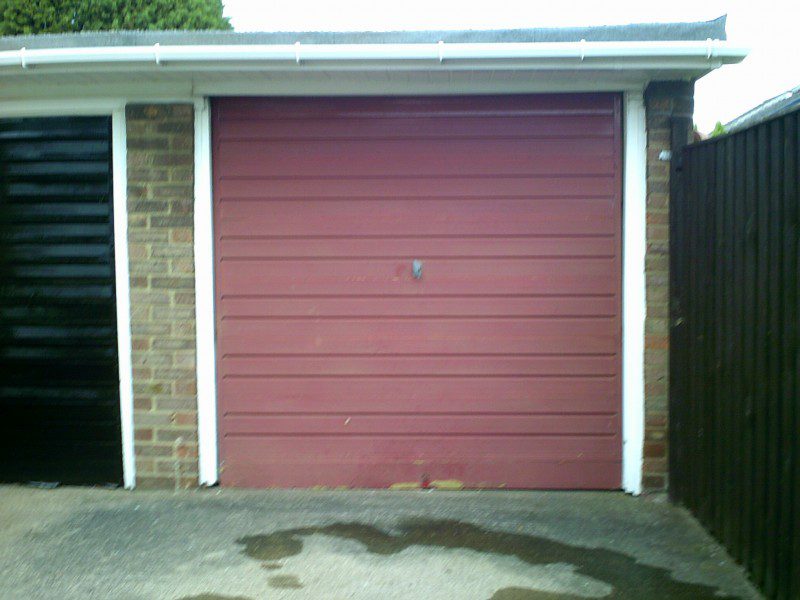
212,94,622,489
218,198,617,236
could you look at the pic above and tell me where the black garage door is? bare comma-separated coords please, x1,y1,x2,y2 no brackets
0,116,122,486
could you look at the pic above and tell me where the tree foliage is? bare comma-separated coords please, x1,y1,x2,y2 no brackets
0,0,231,35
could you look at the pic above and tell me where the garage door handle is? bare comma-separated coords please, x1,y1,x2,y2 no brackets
412,259,423,280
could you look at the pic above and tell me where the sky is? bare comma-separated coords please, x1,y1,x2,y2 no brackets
220,0,800,133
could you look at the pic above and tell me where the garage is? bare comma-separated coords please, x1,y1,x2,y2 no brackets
212,94,622,489
0,116,122,486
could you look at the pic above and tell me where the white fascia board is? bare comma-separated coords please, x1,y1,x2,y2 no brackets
0,73,649,103
0,40,748,72
0,98,125,116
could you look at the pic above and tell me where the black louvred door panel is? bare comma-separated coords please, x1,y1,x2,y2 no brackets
0,116,122,485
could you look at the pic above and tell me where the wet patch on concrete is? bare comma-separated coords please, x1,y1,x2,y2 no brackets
176,595,253,600
491,588,588,599
268,574,303,589
236,519,740,599
240,531,303,561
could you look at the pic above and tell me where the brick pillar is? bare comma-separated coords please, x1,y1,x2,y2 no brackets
126,104,198,489
642,81,694,491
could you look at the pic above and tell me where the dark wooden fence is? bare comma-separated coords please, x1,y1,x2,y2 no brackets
670,108,799,599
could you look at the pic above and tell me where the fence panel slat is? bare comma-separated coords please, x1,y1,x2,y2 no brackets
671,108,799,599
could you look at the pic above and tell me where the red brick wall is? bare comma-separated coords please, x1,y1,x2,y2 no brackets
643,81,694,491
126,104,198,489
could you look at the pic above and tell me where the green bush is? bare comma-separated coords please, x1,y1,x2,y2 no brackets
710,121,727,137
0,0,231,35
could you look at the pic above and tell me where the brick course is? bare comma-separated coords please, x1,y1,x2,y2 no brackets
126,104,198,489
642,81,694,491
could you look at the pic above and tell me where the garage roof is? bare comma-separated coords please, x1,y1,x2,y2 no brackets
0,16,746,101
0,16,728,49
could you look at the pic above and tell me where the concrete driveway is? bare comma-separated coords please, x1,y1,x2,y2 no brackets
0,485,759,599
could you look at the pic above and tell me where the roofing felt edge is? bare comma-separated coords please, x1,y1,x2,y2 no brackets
0,16,727,51
725,84,800,133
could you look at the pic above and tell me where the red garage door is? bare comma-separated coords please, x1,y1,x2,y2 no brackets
212,95,622,489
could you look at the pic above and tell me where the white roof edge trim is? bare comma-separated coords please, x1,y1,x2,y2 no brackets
0,40,749,69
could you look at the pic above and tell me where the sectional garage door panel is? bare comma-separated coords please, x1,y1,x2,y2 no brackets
0,116,122,486
212,95,622,489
